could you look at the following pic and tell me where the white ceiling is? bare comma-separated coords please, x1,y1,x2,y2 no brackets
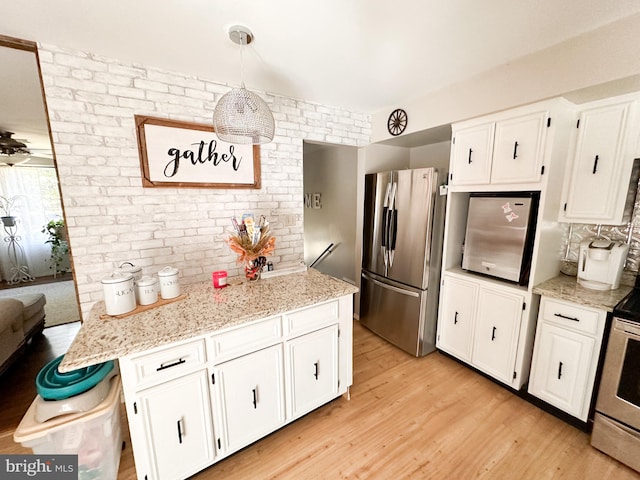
1,0,640,117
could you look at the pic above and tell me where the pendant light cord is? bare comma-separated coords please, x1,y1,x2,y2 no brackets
239,29,245,88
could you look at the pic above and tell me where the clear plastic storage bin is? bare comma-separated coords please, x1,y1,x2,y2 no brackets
14,376,123,480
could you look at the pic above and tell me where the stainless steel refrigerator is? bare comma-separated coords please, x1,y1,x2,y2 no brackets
360,167,446,356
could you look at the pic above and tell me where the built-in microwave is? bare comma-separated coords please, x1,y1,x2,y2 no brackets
462,192,539,285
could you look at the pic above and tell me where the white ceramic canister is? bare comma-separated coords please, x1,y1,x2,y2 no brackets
118,262,143,302
157,266,180,299
118,261,142,281
101,272,136,316
135,275,158,306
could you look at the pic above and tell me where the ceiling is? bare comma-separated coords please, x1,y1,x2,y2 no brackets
0,44,53,166
1,0,640,117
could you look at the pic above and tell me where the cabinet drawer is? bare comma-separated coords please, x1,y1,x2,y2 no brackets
284,299,339,336
540,297,604,335
129,339,206,385
211,316,282,363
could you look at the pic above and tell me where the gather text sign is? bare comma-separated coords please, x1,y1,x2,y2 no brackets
135,115,261,189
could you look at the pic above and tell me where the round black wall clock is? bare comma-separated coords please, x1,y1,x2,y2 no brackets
387,108,408,136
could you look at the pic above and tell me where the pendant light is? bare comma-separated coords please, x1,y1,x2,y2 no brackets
213,26,275,145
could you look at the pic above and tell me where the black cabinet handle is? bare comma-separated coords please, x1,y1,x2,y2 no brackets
157,358,186,371
177,419,183,444
468,148,473,164
454,311,458,324
592,155,599,174
513,141,519,159
252,388,257,409
491,326,497,341
558,362,563,380
553,313,580,322
314,362,319,380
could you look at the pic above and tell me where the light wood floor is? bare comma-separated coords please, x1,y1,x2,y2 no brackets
1,321,638,479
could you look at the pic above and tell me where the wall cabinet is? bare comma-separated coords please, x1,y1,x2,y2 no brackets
437,273,528,388
559,93,640,225
439,97,575,391
528,296,607,421
450,104,559,187
119,295,353,480
450,123,494,185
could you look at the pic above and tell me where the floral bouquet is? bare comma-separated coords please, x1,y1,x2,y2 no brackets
226,214,275,280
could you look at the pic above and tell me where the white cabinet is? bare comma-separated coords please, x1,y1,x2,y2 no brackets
216,344,285,453
437,275,477,361
472,288,524,384
528,296,607,421
136,370,216,480
437,273,526,388
559,94,640,225
491,111,548,184
287,325,338,419
119,294,354,480
449,103,560,187
450,123,494,185
120,339,215,480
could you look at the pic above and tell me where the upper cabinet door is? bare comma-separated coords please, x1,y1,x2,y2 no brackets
560,97,639,225
450,123,494,186
491,111,548,184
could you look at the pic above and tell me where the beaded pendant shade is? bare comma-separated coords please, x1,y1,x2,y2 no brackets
213,26,275,145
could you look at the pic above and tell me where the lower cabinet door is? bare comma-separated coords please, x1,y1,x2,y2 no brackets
471,288,523,384
287,325,338,419
437,275,478,362
528,322,595,419
216,344,286,453
138,369,216,480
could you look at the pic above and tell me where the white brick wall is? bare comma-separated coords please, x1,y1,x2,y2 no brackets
38,44,372,318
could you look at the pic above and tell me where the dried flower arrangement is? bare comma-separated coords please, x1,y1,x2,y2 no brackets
226,214,275,280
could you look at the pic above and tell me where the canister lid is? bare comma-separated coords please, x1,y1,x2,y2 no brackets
158,266,178,277
135,275,157,287
118,261,142,274
101,271,133,284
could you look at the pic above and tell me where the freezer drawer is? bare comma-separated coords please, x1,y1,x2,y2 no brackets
360,272,435,356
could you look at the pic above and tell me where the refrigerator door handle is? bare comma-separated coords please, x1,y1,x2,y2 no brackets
362,272,420,298
388,182,398,267
381,182,392,269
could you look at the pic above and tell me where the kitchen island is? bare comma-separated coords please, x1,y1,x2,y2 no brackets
61,268,358,480
60,267,357,371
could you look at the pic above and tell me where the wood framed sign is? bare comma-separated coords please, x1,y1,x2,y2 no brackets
135,115,261,189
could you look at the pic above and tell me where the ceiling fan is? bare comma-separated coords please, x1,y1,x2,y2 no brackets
0,130,52,167
0,130,31,166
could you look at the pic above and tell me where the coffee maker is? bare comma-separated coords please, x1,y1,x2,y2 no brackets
577,238,629,290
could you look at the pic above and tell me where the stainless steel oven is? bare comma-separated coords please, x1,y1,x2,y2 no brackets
591,313,640,472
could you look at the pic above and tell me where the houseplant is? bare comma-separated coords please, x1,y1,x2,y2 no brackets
0,195,19,227
42,219,69,276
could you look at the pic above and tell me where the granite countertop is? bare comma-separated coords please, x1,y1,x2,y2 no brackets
60,268,358,372
533,274,632,312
